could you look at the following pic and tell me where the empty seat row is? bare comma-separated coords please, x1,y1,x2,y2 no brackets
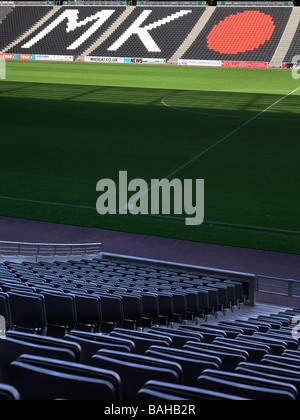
0,335,298,399
0,258,249,334
0,305,298,399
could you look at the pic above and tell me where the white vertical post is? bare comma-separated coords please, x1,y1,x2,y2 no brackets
0,315,6,339
0,58,6,80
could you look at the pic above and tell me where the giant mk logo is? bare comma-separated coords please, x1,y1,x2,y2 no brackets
21,9,192,52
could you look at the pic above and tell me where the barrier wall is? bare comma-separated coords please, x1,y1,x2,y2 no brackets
0,53,73,61
84,56,166,64
178,59,268,68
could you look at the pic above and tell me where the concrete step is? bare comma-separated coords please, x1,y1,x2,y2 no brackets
77,6,135,61
0,5,14,25
168,6,216,65
269,7,300,68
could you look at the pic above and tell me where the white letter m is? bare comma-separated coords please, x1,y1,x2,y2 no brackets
22,9,115,50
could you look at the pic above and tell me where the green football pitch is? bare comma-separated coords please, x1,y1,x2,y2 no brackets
0,61,299,254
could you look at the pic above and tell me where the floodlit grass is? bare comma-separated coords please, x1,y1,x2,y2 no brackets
1,61,300,254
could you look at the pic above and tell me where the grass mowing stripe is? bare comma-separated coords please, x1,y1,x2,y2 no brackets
161,90,300,122
135,213,300,236
0,194,299,237
0,195,95,210
126,85,300,210
161,86,300,180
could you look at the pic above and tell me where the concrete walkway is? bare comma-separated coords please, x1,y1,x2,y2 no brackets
1,215,299,281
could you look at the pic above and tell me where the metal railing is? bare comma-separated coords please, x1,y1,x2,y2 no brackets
0,241,102,258
101,252,300,307
102,252,257,306
257,274,300,299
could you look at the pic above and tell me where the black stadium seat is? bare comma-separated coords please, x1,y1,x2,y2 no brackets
9,355,118,400
149,326,203,348
14,354,121,398
213,337,270,363
109,329,171,354
66,329,135,353
145,345,220,386
137,380,251,400
0,383,21,401
73,294,102,332
6,330,82,362
0,292,12,331
92,350,181,399
183,342,248,372
0,337,78,383
235,362,300,394
40,291,77,337
8,291,47,334
197,369,298,400
64,334,133,364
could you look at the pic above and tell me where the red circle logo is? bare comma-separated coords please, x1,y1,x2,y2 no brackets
206,11,275,55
